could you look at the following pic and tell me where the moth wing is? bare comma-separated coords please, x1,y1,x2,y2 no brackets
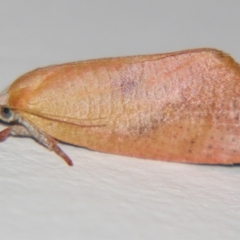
6,48,240,164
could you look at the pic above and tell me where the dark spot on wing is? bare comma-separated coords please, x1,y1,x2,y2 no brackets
120,79,137,94
138,126,148,135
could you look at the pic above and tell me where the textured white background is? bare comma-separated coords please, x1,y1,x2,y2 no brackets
0,1,240,239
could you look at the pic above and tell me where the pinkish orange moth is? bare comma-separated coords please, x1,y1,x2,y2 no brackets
0,48,239,166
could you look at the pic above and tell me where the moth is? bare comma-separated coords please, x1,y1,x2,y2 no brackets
0,48,239,166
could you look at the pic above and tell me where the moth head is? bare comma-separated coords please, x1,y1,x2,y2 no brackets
0,106,16,123
0,90,18,123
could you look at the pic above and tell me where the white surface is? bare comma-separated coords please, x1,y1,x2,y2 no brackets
0,1,240,239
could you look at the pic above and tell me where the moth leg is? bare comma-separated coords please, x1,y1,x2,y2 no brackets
0,127,12,141
0,125,73,166
0,125,32,142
